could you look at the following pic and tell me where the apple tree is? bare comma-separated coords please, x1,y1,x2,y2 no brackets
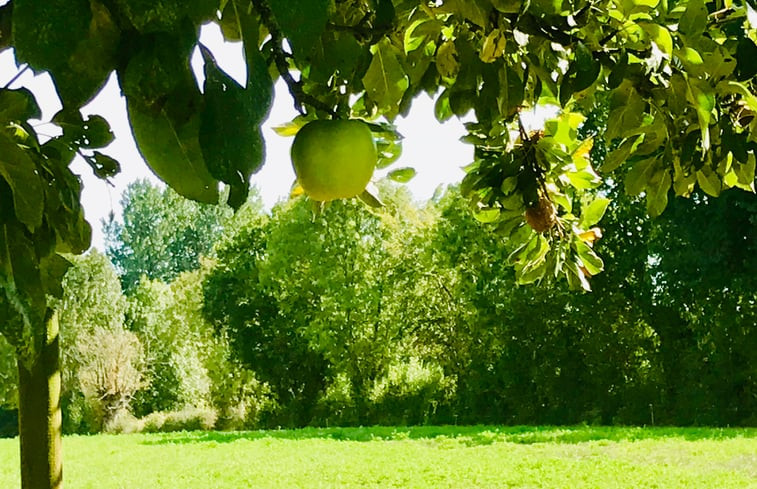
1,0,757,487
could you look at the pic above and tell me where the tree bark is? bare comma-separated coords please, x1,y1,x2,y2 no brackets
17,309,63,489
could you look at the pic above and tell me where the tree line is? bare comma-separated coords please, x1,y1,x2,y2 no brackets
1,178,754,434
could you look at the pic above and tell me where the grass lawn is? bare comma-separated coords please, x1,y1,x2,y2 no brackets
0,425,755,488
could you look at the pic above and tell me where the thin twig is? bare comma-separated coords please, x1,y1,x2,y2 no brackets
517,113,530,142
251,0,338,118
3,64,30,90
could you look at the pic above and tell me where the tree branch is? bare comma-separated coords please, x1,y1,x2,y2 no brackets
250,0,337,118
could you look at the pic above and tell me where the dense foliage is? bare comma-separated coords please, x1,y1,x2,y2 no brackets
4,181,753,432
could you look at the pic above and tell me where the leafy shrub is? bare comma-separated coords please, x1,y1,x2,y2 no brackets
140,407,217,433
104,410,142,434
368,358,454,425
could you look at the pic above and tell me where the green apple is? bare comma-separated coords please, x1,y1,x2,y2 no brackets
291,119,377,201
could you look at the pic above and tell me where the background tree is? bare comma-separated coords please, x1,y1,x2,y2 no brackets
75,326,146,431
56,250,127,433
104,180,234,292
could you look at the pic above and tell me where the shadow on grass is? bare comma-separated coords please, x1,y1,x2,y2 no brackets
139,425,757,447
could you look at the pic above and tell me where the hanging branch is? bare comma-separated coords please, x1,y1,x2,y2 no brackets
250,0,338,118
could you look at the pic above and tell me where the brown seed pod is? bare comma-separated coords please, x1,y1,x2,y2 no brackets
524,194,557,233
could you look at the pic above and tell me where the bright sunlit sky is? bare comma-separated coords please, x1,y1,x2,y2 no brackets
1,23,548,251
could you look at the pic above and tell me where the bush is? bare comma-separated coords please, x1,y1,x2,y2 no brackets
104,410,142,434
368,358,454,425
77,327,147,430
140,407,217,433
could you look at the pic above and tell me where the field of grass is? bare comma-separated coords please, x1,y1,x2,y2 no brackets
1,425,755,488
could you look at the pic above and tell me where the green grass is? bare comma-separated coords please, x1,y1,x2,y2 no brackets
1,426,755,488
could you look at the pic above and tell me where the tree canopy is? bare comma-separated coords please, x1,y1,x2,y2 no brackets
0,2,755,347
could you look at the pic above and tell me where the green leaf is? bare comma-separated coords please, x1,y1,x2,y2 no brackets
687,78,715,152
39,254,72,299
566,169,601,189
0,89,41,122
606,84,646,141
81,115,115,148
625,157,657,196
696,166,722,197
269,0,329,57
0,133,44,231
678,0,708,37
500,176,518,195
560,42,600,105
438,0,491,27
645,168,672,217
199,46,269,209
498,65,525,118
387,168,416,183
113,0,216,33
358,187,384,208
53,0,120,106
733,155,756,191
88,152,121,179
601,137,639,173
363,40,410,117
12,0,91,71
474,208,501,223
575,241,603,276
404,19,441,53
565,260,591,291
127,101,219,204
582,197,611,227
672,158,697,196
434,90,453,122
641,23,673,55
736,38,757,81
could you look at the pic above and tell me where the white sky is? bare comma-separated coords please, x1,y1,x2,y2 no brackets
1,23,549,251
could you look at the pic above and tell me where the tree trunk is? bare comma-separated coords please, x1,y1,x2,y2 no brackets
17,309,63,489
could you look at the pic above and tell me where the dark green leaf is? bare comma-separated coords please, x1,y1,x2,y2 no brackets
439,0,491,27
625,157,657,196
645,168,672,217
498,65,525,117
736,38,757,81
113,0,216,33
678,0,708,37
0,89,41,122
606,84,646,141
81,115,115,148
89,152,121,179
0,133,44,231
560,42,600,106
39,254,72,298
269,0,329,57
12,0,91,71
601,137,639,173
199,46,268,209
